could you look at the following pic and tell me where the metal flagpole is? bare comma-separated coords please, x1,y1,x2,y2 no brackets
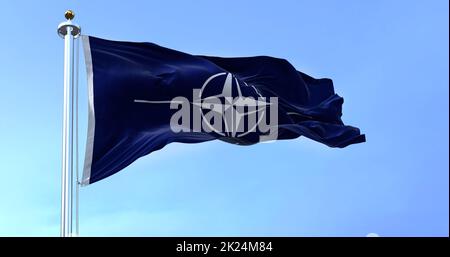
75,34,80,237
57,10,81,237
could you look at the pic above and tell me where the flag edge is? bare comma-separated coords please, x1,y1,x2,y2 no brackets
80,35,95,186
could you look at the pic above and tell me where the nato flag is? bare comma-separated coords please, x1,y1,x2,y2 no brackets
81,35,365,185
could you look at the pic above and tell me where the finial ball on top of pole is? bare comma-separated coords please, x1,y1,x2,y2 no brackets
65,10,75,20
58,10,81,38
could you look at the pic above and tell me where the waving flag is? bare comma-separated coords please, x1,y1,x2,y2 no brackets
81,35,365,185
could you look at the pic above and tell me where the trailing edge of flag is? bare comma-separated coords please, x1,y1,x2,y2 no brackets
81,35,365,185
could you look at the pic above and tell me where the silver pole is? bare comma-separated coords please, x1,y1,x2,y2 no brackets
58,10,81,237
75,35,80,237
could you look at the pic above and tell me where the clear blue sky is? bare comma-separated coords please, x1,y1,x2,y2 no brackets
0,0,448,236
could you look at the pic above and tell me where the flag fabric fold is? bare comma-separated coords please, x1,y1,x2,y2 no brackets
81,35,365,185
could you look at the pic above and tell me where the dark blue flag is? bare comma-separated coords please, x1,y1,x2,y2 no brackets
81,35,365,185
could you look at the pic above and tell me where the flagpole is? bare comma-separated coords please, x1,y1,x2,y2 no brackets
58,10,81,237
